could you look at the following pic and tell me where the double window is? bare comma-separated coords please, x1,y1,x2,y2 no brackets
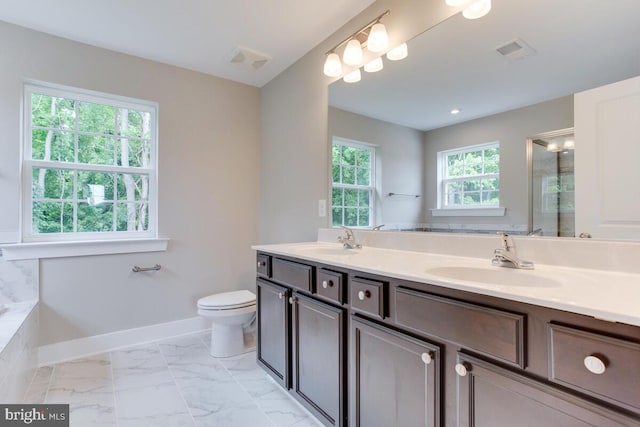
331,139,375,227
438,142,500,209
23,82,158,242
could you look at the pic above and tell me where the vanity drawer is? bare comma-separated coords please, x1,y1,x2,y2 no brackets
316,268,345,304
395,287,525,367
350,277,386,319
548,323,640,413
271,258,313,293
256,254,271,278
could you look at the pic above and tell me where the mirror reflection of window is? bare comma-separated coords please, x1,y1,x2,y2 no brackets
331,138,375,227
437,142,500,209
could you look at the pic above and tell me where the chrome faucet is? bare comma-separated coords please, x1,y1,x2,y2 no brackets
372,224,385,231
338,227,361,249
492,232,534,269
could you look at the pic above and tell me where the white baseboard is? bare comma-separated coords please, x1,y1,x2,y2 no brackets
38,316,208,366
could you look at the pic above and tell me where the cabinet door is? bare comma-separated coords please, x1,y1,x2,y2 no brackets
456,353,637,427
292,293,346,427
350,316,440,427
256,278,290,388
575,75,640,239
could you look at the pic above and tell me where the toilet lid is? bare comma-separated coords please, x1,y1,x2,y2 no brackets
198,290,256,310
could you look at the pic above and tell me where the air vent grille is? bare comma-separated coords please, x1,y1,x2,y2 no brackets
495,38,536,60
229,47,272,70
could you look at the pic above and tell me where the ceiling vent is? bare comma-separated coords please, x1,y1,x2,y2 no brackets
229,47,272,71
495,38,536,61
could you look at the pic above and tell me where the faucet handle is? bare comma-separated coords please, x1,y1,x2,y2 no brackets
497,232,515,251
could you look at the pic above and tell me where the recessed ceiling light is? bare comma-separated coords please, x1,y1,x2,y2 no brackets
450,108,461,115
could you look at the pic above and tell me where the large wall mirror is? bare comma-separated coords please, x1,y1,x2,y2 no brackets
327,0,640,238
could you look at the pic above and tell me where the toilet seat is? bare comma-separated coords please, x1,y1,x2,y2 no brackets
197,290,256,310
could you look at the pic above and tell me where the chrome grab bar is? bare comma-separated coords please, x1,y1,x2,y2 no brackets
132,264,161,273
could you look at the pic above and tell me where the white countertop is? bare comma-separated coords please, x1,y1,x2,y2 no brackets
252,241,640,327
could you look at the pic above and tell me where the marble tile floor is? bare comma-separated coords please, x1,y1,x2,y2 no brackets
23,333,323,427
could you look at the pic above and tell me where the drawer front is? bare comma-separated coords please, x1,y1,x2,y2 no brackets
549,323,640,413
271,258,313,293
316,268,345,304
256,254,271,278
395,287,525,367
350,277,385,319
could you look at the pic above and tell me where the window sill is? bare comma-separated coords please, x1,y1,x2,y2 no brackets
430,207,506,217
0,238,169,261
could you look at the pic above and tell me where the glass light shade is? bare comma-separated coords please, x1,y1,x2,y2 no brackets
343,39,364,66
364,57,384,73
546,142,560,152
323,53,343,77
462,0,491,19
343,69,362,83
386,43,408,61
367,23,389,53
563,138,575,150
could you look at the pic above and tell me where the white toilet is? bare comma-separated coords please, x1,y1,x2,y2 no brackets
197,290,256,357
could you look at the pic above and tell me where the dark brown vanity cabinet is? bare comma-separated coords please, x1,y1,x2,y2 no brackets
256,255,347,427
456,353,638,427
255,251,640,427
256,278,290,387
350,316,440,427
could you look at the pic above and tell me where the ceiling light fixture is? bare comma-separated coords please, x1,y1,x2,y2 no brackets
323,10,404,79
387,43,408,61
445,0,492,20
450,108,461,114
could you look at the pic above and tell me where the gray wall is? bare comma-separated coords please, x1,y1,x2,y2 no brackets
259,0,458,244
328,107,425,228
0,21,261,345
424,96,574,229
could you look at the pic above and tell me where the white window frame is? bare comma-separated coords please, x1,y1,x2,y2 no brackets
331,137,376,228
20,81,159,244
433,141,505,217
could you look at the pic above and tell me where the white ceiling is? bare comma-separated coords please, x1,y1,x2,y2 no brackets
329,0,640,131
0,0,375,87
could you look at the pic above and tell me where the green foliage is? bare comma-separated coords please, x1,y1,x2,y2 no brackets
444,145,500,207
29,92,152,235
331,142,374,227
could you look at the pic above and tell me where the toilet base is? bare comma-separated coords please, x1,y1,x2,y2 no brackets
209,323,247,358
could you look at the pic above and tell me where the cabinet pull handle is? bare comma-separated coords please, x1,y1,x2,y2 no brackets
278,292,284,300
455,363,470,377
357,290,371,300
421,352,434,365
289,296,297,304
257,261,266,268
584,355,607,375
322,280,333,289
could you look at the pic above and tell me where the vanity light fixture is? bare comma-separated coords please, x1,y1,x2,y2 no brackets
343,39,364,66
546,141,560,152
563,138,576,150
344,69,362,83
445,0,492,20
364,57,384,73
387,43,408,61
323,52,343,77
323,10,398,78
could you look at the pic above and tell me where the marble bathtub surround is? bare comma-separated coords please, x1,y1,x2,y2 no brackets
0,259,38,304
24,332,322,427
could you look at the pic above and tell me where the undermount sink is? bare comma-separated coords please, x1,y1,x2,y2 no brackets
426,266,562,288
